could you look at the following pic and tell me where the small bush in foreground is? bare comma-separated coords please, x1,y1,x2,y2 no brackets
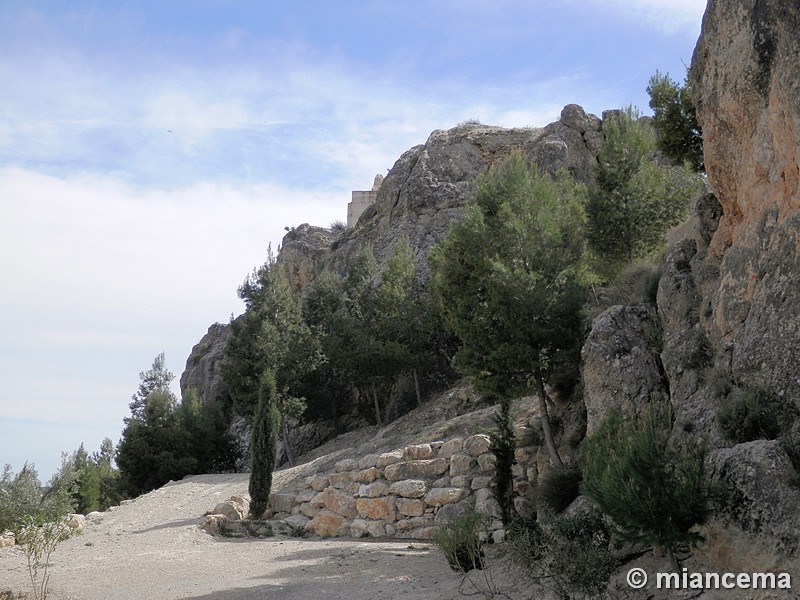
16,515,73,600
581,404,713,566
508,509,616,600
433,512,487,573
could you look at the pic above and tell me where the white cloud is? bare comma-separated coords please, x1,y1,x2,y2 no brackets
0,167,345,425
580,0,706,34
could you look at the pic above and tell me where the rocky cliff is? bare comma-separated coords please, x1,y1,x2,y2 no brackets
582,0,800,575
182,104,604,405
689,0,800,573
690,0,800,400
279,104,602,288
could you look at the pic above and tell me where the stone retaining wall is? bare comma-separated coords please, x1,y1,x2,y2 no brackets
268,434,503,539
203,427,547,541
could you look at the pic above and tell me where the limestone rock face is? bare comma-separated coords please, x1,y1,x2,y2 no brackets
690,0,800,399
179,322,231,405
280,106,601,288
702,441,800,573
581,305,667,435
279,224,338,290
384,459,448,482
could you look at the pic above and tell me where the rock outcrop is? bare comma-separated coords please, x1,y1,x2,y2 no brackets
180,322,231,406
282,104,602,286
581,304,667,435
582,0,800,575
685,0,800,573
182,104,604,415
690,0,800,399
279,224,338,290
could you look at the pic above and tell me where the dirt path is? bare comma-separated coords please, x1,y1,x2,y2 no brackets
1,390,507,600
1,389,532,599
1,473,467,600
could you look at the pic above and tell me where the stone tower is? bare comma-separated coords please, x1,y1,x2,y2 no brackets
347,174,384,228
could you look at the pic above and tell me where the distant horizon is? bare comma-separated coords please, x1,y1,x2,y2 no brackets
0,0,706,481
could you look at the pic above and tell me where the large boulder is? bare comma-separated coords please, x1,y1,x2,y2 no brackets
700,441,800,574
581,305,667,435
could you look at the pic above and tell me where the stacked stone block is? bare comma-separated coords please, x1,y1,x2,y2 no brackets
266,435,510,539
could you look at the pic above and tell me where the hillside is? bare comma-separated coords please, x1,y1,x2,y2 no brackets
151,0,800,592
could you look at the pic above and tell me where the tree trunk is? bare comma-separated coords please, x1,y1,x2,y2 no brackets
535,374,563,467
412,369,422,406
665,545,679,572
372,385,383,427
280,416,295,467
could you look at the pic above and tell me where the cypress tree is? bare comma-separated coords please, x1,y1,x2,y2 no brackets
490,396,515,525
249,371,280,520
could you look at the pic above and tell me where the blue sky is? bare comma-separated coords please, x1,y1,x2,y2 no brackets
0,0,706,482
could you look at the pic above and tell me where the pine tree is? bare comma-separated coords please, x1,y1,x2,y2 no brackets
587,107,702,278
223,246,322,464
647,71,704,172
580,405,713,568
127,352,174,422
431,151,589,467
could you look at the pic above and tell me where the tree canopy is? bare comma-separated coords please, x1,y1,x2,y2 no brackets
647,71,704,172
431,151,589,465
587,107,702,278
117,354,237,497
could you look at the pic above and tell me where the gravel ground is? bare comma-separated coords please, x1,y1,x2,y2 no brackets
1,388,507,600
0,473,469,600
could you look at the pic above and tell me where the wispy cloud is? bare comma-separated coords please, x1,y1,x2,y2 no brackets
579,0,706,34
0,166,345,418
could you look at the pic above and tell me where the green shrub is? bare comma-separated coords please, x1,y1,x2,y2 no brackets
684,329,713,370
0,462,76,535
536,464,582,514
706,367,734,399
580,404,713,565
718,388,799,444
16,515,73,600
0,464,43,534
433,512,488,573
508,509,616,600
595,263,661,308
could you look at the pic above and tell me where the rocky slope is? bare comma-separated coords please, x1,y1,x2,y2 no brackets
582,0,800,575
179,0,800,578
181,104,604,407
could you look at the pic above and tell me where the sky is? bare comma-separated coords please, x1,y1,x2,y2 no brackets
0,0,707,482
